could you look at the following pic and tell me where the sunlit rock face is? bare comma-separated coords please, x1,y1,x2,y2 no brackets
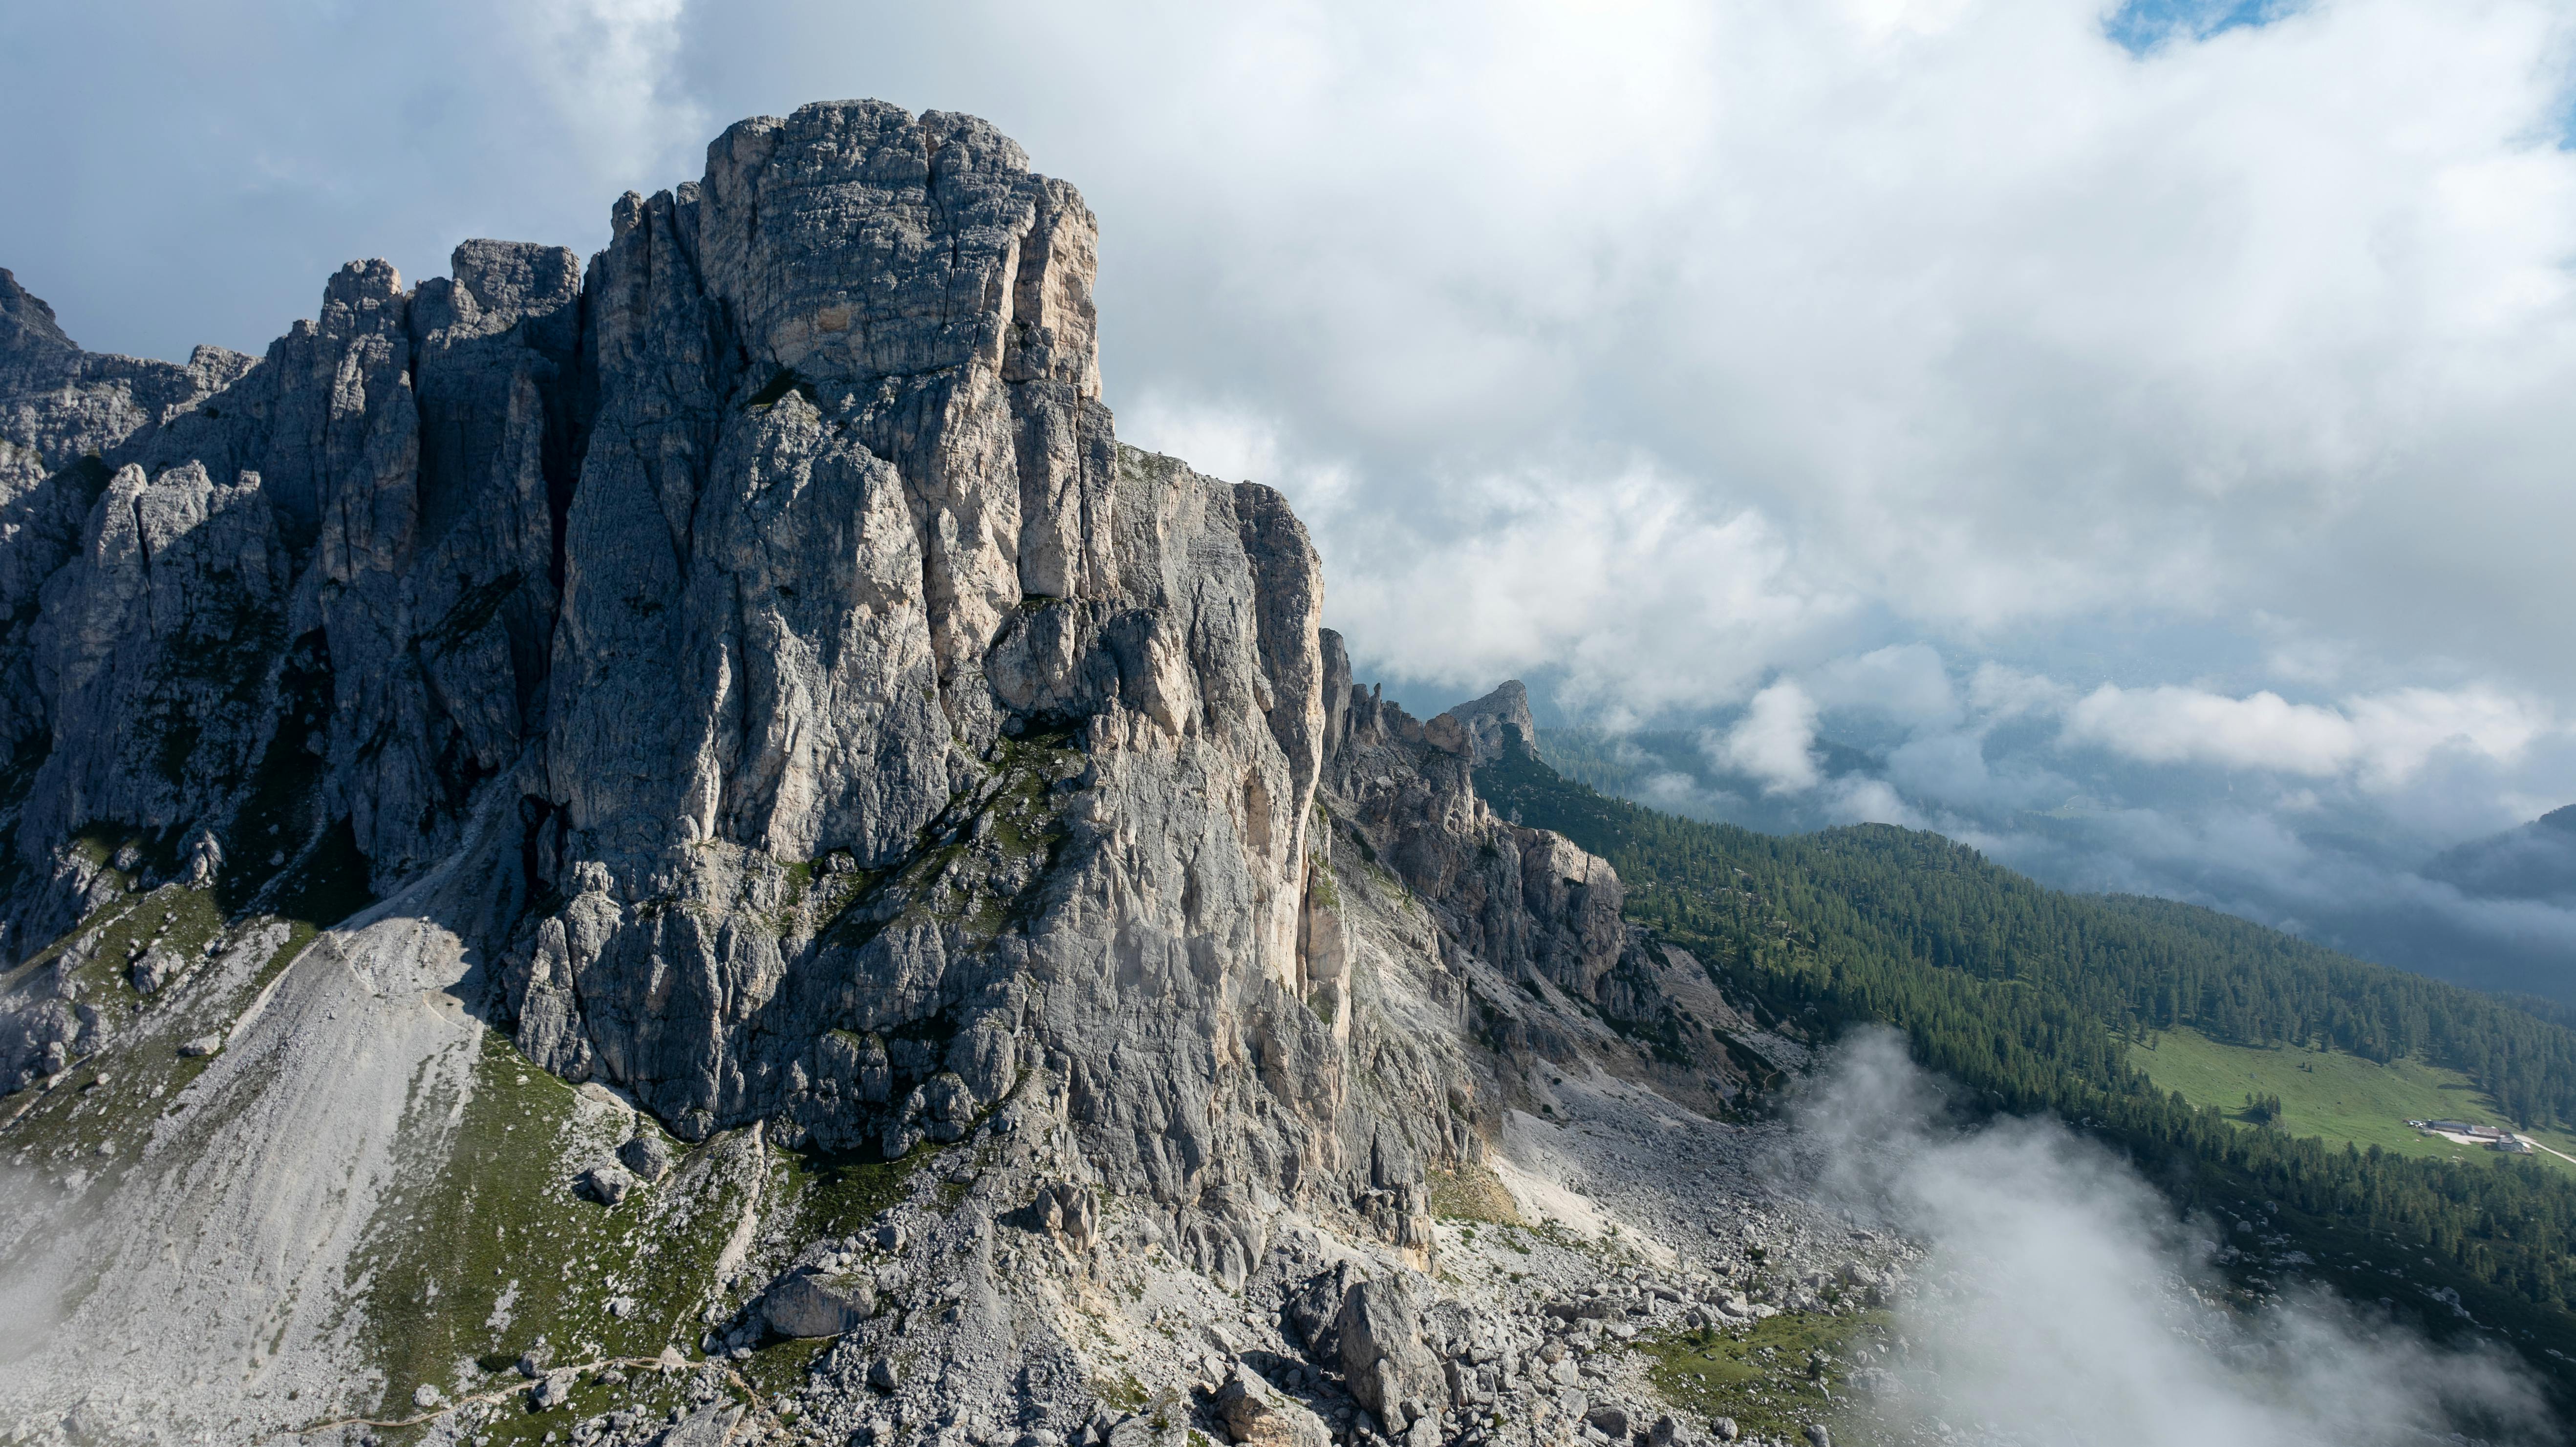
0,102,1780,1444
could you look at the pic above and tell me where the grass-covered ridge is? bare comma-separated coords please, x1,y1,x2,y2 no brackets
2129,1026,2576,1174
1472,731,2576,1363
1641,1312,1891,1443
345,1031,765,1421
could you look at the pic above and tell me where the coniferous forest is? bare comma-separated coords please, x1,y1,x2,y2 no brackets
1474,732,2576,1337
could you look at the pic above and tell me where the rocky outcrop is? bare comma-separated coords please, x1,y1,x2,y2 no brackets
0,98,1797,1444
1337,1275,1445,1426
1441,680,1537,766
1217,1363,1333,1447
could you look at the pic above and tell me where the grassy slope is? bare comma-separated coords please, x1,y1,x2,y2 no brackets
2129,1027,2576,1174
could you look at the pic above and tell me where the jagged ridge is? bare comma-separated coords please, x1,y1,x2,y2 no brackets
0,101,1821,1447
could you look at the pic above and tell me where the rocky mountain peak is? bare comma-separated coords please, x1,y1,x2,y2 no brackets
1442,680,1539,765
0,101,1824,1447
0,266,77,361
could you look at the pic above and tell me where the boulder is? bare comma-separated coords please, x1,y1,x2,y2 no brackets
1033,1180,1098,1249
1214,1365,1330,1447
129,946,180,996
1286,1261,1363,1358
656,1404,744,1447
531,1369,575,1410
618,1132,675,1182
579,1163,636,1205
1336,1276,1443,1424
761,1266,876,1338
180,827,222,888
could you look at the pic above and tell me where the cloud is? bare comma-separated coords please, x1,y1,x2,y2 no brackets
1794,1030,2555,1446
506,0,706,179
1708,682,1824,794
10,2,2576,996
2061,682,2555,788
1806,644,1961,727
2062,686,2367,776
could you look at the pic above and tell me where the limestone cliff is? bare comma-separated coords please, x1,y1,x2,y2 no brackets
0,102,1818,1447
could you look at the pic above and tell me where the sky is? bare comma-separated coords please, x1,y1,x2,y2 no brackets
5,0,2576,994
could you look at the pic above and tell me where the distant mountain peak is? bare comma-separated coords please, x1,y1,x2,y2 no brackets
1441,678,1537,764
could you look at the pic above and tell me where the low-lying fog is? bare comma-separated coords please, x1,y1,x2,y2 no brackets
1789,1031,2554,1447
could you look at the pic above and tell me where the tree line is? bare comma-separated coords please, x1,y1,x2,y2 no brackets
1474,738,2576,1316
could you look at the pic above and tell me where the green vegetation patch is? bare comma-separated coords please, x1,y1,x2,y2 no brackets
2131,1026,2576,1173
1428,1161,1522,1225
1640,1312,1890,1443
361,1359,743,1447
345,1029,760,1421
0,885,302,1147
771,1139,931,1243
811,732,1082,951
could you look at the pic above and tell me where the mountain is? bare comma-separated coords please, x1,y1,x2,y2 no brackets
1479,729,2576,1331
0,100,2569,1447
2428,806,2576,909
1539,723,2576,1008
0,102,1849,1446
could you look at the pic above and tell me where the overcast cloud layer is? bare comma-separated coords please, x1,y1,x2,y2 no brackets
6,0,2575,993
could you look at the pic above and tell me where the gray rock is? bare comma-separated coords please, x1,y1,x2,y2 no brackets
760,1265,875,1338
531,1369,575,1410
1585,1405,1629,1439
579,1164,636,1205
868,1357,902,1393
1286,1261,1363,1358
1711,1420,1739,1443
1214,1365,1330,1447
617,1132,674,1182
654,1404,743,1447
177,1034,221,1058
1032,1180,1097,1249
179,829,222,889
1439,680,1538,766
1337,1277,1443,1425
128,946,180,996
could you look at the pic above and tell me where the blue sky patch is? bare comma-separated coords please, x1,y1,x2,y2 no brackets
2104,0,2304,55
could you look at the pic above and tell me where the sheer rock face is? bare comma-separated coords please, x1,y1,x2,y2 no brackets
0,101,1372,1240
0,269,256,788
0,99,1787,1440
